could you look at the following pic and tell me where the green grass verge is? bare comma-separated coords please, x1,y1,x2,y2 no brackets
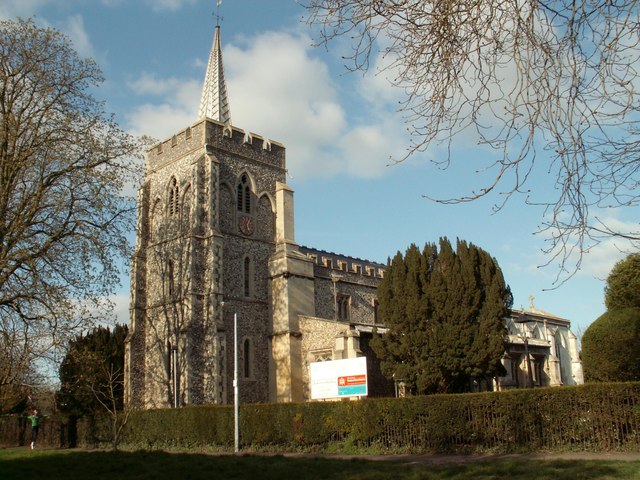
2,448,640,480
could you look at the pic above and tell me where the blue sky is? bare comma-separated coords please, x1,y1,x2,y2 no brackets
2,0,638,335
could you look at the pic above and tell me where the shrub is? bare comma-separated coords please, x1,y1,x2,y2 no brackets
582,308,640,382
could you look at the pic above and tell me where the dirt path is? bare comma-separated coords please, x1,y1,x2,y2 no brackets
273,451,640,467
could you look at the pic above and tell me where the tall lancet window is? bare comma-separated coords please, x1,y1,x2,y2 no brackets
169,177,179,216
243,338,253,379
237,174,251,213
243,256,252,297
166,259,175,299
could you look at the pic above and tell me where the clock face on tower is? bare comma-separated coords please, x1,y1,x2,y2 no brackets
238,215,254,236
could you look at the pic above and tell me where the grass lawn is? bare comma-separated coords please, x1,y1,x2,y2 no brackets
2,448,640,480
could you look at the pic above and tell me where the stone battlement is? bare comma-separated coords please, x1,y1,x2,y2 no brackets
147,118,285,172
299,246,385,279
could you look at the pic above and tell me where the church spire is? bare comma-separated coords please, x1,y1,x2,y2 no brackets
199,22,231,124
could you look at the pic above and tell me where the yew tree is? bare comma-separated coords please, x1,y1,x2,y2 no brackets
371,238,512,394
57,325,128,416
0,18,144,394
57,325,129,450
604,253,640,311
582,253,640,382
581,308,640,382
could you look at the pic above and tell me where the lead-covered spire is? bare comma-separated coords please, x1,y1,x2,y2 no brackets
199,24,231,124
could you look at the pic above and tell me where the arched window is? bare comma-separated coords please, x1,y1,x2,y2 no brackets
151,199,161,240
337,294,351,321
243,256,252,297
166,259,174,299
236,174,251,213
555,332,565,357
169,177,179,216
181,185,191,232
243,338,252,378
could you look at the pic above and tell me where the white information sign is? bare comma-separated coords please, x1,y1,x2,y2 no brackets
309,356,368,400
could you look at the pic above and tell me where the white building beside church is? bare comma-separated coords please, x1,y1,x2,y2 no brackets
497,301,584,390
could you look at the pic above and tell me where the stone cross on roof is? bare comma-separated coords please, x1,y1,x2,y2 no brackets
199,24,231,124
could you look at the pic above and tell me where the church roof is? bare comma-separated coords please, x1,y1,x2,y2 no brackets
199,25,231,124
510,307,570,326
511,296,570,324
299,245,386,272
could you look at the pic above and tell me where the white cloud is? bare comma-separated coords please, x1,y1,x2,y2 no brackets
129,72,193,97
79,291,130,330
358,46,404,108
0,0,124,19
111,292,130,327
61,14,95,59
0,11,99,63
127,102,197,141
144,0,198,12
0,0,185,20
225,31,406,180
0,0,49,19
522,210,639,282
575,214,639,279
123,29,408,180
225,31,346,179
578,239,629,279
339,124,400,178
125,75,200,139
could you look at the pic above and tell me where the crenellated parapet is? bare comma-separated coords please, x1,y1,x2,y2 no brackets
299,246,385,280
146,118,286,173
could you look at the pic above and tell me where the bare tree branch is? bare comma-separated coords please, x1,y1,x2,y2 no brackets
0,18,146,387
303,0,640,280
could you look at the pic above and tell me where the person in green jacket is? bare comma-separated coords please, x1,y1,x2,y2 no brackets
27,409,46,449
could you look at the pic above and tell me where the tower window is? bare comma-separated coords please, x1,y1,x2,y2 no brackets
243,256,252,297
166,259,175,299
243,338,252,379
337,294,351,321
236,174,251,213
169,178,179,216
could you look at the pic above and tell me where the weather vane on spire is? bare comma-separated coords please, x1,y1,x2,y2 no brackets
200,0,231,124
216,0,223,27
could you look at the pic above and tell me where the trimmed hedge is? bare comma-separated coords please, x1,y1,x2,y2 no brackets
109,383,640,453
2,382,640,453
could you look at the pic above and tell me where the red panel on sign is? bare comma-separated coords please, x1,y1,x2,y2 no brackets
338,374,366,386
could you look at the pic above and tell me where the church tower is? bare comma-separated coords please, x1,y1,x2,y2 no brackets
124,13,388,409
125,19,303,408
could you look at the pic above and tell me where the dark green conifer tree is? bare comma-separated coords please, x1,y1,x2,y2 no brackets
582,308,640,382
604,253,640,311
57,324,128,416
582,253,640,382
372,238,511,394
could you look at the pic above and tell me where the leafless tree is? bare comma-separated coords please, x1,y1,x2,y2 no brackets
59,344,130,451
147,188,193,407
303,0,640,280
0,318,29,411
89,362,131,452
0,19,145,388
